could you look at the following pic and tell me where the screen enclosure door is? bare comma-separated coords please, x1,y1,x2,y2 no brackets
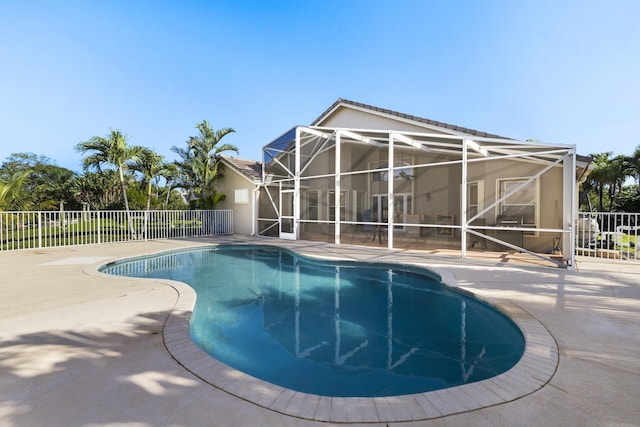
279,189,296,240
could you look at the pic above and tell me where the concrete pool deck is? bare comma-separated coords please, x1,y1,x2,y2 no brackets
1,236,639,426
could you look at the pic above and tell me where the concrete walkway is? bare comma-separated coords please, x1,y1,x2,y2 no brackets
1,237,639,426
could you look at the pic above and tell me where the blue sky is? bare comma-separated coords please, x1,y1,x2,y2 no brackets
1,0,639,172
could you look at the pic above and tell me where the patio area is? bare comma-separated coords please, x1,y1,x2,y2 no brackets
1,236,639,426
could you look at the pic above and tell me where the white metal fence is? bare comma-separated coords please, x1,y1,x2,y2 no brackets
576,212,639,261
0,209,233,251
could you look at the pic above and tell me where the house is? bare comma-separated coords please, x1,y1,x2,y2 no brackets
224,99,591,268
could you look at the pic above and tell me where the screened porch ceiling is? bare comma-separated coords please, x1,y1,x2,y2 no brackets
262,125,578,182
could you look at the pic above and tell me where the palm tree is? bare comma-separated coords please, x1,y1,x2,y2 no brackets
607,155,633,208
75,130,143,236
587,152,614,211
585,152,634,211
159,162,180,209
630,145,640,184
71,170,121,210
171,120,238,209
0,171,29,211
130,148,169,211
129,148,172,238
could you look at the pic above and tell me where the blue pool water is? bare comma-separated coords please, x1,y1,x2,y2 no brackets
101,245,524,397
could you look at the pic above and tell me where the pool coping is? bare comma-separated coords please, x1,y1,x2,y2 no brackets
94,242,559,423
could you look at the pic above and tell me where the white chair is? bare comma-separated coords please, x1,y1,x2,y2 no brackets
614,226,638,259
403,214,421,240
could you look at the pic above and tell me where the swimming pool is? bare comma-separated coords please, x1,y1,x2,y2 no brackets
101,245,524,397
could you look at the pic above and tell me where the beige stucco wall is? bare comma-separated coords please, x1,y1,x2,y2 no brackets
216,165,256,236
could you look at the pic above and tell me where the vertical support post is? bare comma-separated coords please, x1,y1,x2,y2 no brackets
563,148,577,269
461,139,468,258
294,127,301,240
278,181,282,236
570,149,577,269
387,134,394,248
252,187,259,236
335,131,341,244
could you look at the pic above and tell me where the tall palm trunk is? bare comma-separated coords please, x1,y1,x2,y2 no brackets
146,179,152,212
143,179,153,239
119,168,136,238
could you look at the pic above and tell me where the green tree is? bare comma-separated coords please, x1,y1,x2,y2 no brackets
71,170,123,210
171,120,238,209
0,171,29,211
630,145,640,184
130,148,170,211
0,153,78,210
75,130,143,236
587,153,615,211
582,152,635,211
158,162,182,209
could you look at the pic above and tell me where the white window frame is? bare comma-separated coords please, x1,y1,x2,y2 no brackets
234,188,250,205
303,190,320,221
328,190,348,222
467,180,484,220
496,177,539,230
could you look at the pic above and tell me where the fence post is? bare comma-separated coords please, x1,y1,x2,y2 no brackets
38,212,42,249
144,211,148,241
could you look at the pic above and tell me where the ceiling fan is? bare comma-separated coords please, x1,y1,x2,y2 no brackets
398,152,415,180
398,170,415,180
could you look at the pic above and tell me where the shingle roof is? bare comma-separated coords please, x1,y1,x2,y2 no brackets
310,98,510,139
221,156,262,182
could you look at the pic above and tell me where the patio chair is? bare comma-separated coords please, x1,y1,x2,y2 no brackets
362,209,385,244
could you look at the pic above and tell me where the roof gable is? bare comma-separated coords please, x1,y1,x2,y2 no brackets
221,156,262,183
311,98,510,140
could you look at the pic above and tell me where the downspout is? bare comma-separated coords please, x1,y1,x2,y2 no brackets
252,184,260,236
461,139,468,259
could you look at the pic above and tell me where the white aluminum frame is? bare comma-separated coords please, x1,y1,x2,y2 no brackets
260,126,578,268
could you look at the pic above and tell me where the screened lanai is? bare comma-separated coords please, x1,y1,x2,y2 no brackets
258,126,579,268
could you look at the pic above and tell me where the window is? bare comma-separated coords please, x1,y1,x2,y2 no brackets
498,178,537,226
328,191,347,221
372,161,413,182
234,188,249,204
304,190,319,221
467,181,484,219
